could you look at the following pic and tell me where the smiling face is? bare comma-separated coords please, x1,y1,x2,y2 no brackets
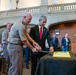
39,16,47,27
65,34,68,38
23,14,32,25
7,23,12,30
39,19,47,27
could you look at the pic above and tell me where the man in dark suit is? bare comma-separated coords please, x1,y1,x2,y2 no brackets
61,33,71,51
52,34,59,51
30,15,54,75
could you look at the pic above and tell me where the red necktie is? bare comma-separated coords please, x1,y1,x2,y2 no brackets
40,27,42,39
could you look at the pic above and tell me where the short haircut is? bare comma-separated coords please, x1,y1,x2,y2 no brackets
39,15,47,21
7,23,12,25
6,23,12,27
22,10,31,17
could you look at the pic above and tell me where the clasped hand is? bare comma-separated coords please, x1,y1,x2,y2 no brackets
32,42,42,52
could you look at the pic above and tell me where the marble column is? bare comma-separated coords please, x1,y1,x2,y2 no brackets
9,0,12,10
1,0,11,11
16,0,19,9
40,0,48,13
0,0,1,11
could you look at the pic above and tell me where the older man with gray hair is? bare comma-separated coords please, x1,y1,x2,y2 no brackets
7,11,41,75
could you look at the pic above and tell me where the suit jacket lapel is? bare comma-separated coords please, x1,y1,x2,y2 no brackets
42,27,46,39
35,25,40,39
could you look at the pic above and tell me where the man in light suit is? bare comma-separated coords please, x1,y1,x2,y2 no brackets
30,15,54,75
7,11,41,75
61,33,71,51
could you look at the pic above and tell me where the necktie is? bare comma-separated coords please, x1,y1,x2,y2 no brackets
40,27,42,39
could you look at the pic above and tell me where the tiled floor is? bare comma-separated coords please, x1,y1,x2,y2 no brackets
2,67,31,75
1,59,31,75
23,67,31,75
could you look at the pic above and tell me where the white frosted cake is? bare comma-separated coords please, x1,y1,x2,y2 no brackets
53,51,71,58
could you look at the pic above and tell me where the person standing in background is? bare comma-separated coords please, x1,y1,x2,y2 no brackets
61,33,71,51
7,11,41,75
23,28,31,69
2,23,12,74
30,15,54,75
45,39,49,51
52,34,59,51
0,44,3,56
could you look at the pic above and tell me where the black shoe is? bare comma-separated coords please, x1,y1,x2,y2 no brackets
26,66,29,69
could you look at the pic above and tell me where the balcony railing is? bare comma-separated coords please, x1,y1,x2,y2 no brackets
48,2,76,13
0,2,76,18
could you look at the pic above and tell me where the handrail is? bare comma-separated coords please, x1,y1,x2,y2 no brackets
0,3,76,18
